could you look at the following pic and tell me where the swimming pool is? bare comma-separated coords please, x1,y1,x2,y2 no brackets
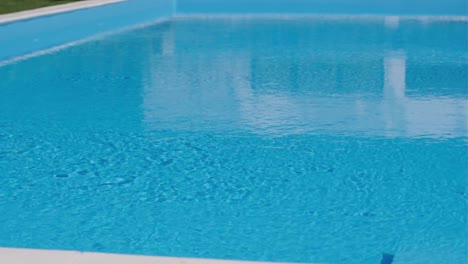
0,1,467,264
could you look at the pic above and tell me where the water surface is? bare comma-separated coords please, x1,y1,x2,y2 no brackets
0,17,467,264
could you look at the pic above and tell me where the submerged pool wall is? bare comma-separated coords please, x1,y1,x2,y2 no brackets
0,0,467,62
175,0,468,16
0,0,175,61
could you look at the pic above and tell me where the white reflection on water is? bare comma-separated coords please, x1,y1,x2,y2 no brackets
142,18,468,138
384,16,400,29
383,50,406,137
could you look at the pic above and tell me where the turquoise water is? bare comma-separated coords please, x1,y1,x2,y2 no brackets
0,17,467,263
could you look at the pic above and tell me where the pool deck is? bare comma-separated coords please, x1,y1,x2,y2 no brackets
0,0,126,24
0,248,305,264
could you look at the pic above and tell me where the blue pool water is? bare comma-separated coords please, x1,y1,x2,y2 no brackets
0,16,467,264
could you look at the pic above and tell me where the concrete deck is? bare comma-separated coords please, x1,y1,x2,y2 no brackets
0,0,126,24
0,248,306,264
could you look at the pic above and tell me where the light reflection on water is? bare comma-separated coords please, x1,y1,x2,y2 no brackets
142,17,467,138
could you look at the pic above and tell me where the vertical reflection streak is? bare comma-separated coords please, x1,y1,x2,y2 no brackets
383,50,407,137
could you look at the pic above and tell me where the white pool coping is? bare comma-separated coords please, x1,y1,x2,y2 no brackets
0,0,126,24
0,248,309,264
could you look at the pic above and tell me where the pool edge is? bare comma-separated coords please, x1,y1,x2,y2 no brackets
0,0,127,24
0,247,314,264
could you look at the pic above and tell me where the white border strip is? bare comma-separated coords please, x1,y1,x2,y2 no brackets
0,0,126,24
0,248,310,264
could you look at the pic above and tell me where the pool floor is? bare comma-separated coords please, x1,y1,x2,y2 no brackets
0,17,467,264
